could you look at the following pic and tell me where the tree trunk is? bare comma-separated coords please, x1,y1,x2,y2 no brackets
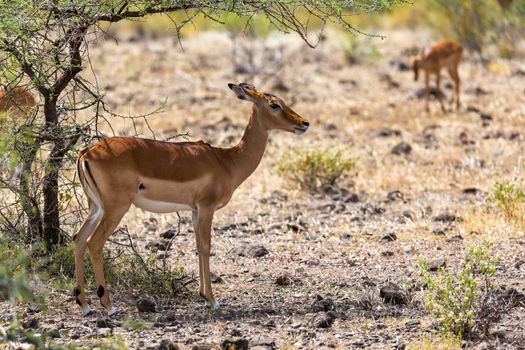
19,142,43,239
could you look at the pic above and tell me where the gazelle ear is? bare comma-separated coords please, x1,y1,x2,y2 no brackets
228,83,249,101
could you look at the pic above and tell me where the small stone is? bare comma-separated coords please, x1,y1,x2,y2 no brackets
380,233,397,243
98,327,112,337
381,250,394,257
312,295,336,312
386,190,404,202
432,213,463,223
310,312,336,328
391,142,412,155
275,273,293,286
211,272,223,284
232,244,269,258
136,298,156,313
158,339,180,350
427,258,446,271
158,310,177,322
21,318,39,329
251,335,276,349
376,128,401,137
380,283,407,305
462,187,480,195
344,193,360,203
220,338,248,350
160,229,178,239
96,318,114,328
26,305,41,314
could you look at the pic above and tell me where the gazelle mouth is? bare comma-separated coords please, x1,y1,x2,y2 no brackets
294,126,309,135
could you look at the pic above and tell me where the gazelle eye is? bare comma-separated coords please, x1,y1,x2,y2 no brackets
270,103,281,110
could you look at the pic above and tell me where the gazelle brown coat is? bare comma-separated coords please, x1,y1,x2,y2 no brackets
73,83,309,316
411,39,463,112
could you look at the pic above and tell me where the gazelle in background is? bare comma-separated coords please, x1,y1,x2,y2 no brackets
74,83,310,316
0,86,36,182
0,85,36,118
410,39,463,112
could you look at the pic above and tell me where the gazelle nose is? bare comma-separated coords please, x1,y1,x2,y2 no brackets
303,121,310,127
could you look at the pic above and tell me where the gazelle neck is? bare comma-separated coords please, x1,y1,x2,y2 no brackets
227,106,269,188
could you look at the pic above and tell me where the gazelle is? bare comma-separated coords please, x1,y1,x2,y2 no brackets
0,86,36,181
410,39,463,112
0,86,36,118
73,83,310,316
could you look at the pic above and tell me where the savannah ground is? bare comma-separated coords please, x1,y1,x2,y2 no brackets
2,7,525,350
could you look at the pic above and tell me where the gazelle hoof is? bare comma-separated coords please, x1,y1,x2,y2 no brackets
82,306,93,317
107,306,118,317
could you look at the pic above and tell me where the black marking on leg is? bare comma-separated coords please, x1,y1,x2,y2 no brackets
138,183,145,191
199,292,206,300
75,298,82,306
74,286,81,296
72,233,78,241
84,309,94,317
97,285,105,298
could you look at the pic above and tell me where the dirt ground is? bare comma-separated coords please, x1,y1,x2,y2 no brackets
4,27,525,349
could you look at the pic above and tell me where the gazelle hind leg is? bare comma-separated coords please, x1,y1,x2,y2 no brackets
74,200,103,316
86,204,129,317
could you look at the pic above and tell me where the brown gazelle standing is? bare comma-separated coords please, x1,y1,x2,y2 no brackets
410,39,463,112
0,86,36,118
73,83,310,316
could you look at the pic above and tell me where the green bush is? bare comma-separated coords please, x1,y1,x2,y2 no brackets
344,35,382,64
277,145,357,192
487,180,525,228
419,241,497,338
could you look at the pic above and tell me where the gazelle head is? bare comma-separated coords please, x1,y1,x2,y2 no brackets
409,55,421,81
228,83,309,135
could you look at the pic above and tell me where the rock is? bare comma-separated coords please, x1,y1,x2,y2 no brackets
312,295,336,312
446,235,463,242
427,258,446,271
310,311,336,328
251,335,276,349
459,131,475,145
231,244,268,258
211,272,223,283
391,142,412,155
380,233,397,243
376,128,401,137
462,187,480,195
380,283,407,305
275,273,293,286
432,213,463,223
480,113,493,127
26,305,42,314
21,318,39,329
431,226,448,235
158,339,180,350
381,250,394,257
392,336,405,350
160,229,178,239
220,338,248,350
344,193,360,203
386,190,404,202
158,310,178,323
136,298,156,313
96,318,115,328
98,327,112,337
413,87,445,99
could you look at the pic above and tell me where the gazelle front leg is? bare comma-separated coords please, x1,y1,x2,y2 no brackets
194,206,219,309
192,210,204,297
424,71,430,112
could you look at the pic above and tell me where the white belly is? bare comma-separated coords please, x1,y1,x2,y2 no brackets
133,196,193,213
